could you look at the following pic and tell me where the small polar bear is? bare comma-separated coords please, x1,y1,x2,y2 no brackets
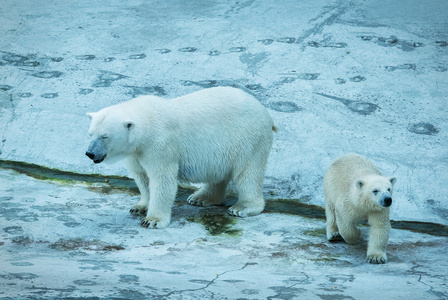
323,153,397,264
86,87,276,229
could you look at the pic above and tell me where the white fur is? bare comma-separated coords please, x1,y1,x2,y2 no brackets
87,87,276,228
323,153,397,264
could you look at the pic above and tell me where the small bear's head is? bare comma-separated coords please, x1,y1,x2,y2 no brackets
85,109,135,164
356,175,397,208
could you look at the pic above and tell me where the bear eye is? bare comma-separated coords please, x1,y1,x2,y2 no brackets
101,135,109,140
387,188,391,192
373,189,379,195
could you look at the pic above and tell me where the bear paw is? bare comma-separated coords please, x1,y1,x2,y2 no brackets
130,206,147,215
366,253,387,264
187,194,223,207
187,194,208,207
140,217,169,229
228,204,263,217
328,232,343,242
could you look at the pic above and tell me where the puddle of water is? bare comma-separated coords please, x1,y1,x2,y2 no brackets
265,199,326,219
1,159,447,237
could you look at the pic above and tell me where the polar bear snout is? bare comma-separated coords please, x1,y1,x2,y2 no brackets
85,151,106,164
86,139,107,164
85,151,95,160
380,196,392,208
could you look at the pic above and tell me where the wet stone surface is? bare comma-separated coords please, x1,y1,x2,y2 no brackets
0,0,445,230
1,168,447,299
0,0,447,298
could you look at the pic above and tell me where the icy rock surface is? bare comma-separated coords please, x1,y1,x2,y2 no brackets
0,169,447,299
1,0,447,224
0,5,447,297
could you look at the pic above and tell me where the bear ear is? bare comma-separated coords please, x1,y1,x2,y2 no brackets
356,180,364,189
124,120,135,130
389,177,397,186
86,112,95,119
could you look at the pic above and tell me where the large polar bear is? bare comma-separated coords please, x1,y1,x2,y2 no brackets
86,87,277,229
323,153,397,264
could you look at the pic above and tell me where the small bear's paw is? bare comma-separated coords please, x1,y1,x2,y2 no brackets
228,204,264,217
140,216,169,229
366,253,387,264
328,232,343,242
129,205,147,216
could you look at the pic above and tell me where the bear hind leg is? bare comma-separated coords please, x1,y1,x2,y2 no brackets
187,180,229,207
229,163,265,217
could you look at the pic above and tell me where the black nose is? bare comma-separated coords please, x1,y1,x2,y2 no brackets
85,151,95,160
383,197,392,207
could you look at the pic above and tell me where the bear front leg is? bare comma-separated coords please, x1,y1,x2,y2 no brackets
141,168,178,229
335,209,361,245
325,204,342,242
126,158,150,215
366,212,391,264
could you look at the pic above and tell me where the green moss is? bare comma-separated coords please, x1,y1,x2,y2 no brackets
309,257,339,262
0,159,139,194
87,185,139,196
151,240,165,246
188,213,241,236
2,159,447,237
304,228,326,238
49,238,124,251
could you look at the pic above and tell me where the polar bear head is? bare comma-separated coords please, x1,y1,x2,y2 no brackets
356,175,397,209
85,108,135,164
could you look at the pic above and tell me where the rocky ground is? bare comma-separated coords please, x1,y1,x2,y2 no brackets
1,166,447,299
1,0,447,298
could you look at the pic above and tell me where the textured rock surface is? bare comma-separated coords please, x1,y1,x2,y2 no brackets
1,0,447,298
1,168,447,299
1,0,447,224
